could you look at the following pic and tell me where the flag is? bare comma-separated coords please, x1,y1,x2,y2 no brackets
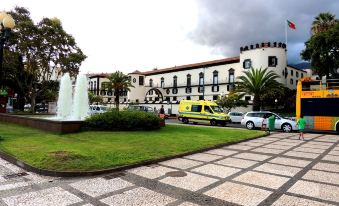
287,20,296,30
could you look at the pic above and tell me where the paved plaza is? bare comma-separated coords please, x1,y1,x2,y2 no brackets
0,132,338,206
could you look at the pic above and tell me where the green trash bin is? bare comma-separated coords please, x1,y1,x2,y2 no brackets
268,115,276,132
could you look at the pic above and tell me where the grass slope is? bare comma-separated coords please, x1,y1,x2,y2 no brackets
0,123,264,171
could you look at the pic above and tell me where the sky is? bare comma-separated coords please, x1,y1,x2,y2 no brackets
3,0,339,74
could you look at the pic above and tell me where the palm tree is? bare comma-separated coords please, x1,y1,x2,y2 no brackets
105,71,134,111
311,12,337,35
237,68,283,111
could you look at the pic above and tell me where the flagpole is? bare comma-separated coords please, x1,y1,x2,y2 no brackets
285,20,288,46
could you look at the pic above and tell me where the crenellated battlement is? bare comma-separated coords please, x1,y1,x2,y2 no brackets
240,42,286,52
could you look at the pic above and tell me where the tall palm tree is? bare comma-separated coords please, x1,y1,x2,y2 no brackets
237,68,283,111
311,12,337,35
105,71,134,111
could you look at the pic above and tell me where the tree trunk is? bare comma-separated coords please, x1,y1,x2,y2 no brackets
115,92,120,111
31,93,36,113
253,94,260,111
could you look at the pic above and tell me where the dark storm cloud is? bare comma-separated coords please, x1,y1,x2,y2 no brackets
189,0,339,63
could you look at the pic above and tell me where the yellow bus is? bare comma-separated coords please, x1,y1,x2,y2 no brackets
296,78,339,133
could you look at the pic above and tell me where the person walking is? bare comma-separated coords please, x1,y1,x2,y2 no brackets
297,115,306,140
159,105,165,119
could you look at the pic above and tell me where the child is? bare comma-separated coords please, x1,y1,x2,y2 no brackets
297,115,306,140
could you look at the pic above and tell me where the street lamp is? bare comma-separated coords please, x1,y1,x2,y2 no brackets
0,12,15,112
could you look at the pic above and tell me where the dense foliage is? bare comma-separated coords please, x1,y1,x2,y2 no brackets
84,110,162,131
301,12,339,79
3,7,86,111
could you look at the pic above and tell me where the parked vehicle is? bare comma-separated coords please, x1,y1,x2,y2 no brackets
228,112,244,123
241,111,298,132
127,105,154,112
89,105,108,115
178,100,230,126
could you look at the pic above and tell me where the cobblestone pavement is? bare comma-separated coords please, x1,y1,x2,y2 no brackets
0,133,338,206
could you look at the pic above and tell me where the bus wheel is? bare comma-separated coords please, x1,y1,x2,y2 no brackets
282,123,292,133
182,118,189,124
210,120,217,126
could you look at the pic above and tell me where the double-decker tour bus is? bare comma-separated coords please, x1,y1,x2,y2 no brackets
296,78,339,133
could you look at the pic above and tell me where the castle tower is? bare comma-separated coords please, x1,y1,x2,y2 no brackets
128,70,146,103
239,42,287,85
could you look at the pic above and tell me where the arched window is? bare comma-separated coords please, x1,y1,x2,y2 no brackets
149,79,153,87
161,77,164,88
199,72,204,86
186,74,191,87
173,76,177,88
229,69,235,83
213,70,218,85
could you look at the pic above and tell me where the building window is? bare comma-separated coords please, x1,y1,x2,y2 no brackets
149,79,153,87
268,56,278,67
227,85,230,91
229,69,235,83
186,74,191,87
199,72,204,86
161,77,164,88
166,89,170,94
186,96,191,100
243,59,251,69
245,96,251,102
199,95,204,100
296,80,298,85
213,70,218,85
301,73,304,78
172,88,178,94
165,96,170,102
290,70,293,76
94,81,96,90
185,87,192,94
90,82,93,90
173,76,177,88
139,76,144,85
133,78,136,83
290,79,293,85
213,95,218,100
296,71,299,78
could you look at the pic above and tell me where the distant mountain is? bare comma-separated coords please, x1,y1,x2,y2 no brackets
290,62,311,70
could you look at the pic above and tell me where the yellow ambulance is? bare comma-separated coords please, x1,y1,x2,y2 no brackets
178,100,230,126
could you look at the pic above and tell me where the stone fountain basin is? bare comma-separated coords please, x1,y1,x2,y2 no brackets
0,113,83,134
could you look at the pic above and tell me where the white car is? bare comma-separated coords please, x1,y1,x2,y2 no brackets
89,105,108,115
228,112,244,123
241,111,298,132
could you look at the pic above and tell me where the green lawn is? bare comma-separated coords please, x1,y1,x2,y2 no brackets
0,123,265,172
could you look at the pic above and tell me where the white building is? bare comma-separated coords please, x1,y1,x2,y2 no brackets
88,42,308,113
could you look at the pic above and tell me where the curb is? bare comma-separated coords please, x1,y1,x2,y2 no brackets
0,132,269,177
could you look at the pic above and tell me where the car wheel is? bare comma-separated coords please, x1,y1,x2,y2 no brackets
210,120,217,126
282,123,292,133
246,121,255,130
182,118,189,124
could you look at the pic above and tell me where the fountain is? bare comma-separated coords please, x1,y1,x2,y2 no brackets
0,73,89,133
56,73,89,120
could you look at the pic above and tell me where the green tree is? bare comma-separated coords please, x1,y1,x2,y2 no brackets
311,12,337,34
88,92,103,104
301,20,339,78
216,90,247,113
237,68,283,111
104,71,134,111
5,7,86,112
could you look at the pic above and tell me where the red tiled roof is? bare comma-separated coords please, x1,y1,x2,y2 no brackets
141,56,240,76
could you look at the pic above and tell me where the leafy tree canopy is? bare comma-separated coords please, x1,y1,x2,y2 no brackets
216,90,247,113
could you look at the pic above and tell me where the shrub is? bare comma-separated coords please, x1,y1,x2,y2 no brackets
84,110,162,131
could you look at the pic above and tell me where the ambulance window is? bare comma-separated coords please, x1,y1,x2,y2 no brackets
191,105,202,112
204,106,213,113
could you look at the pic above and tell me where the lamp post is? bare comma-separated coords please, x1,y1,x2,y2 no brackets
0,12,15,113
